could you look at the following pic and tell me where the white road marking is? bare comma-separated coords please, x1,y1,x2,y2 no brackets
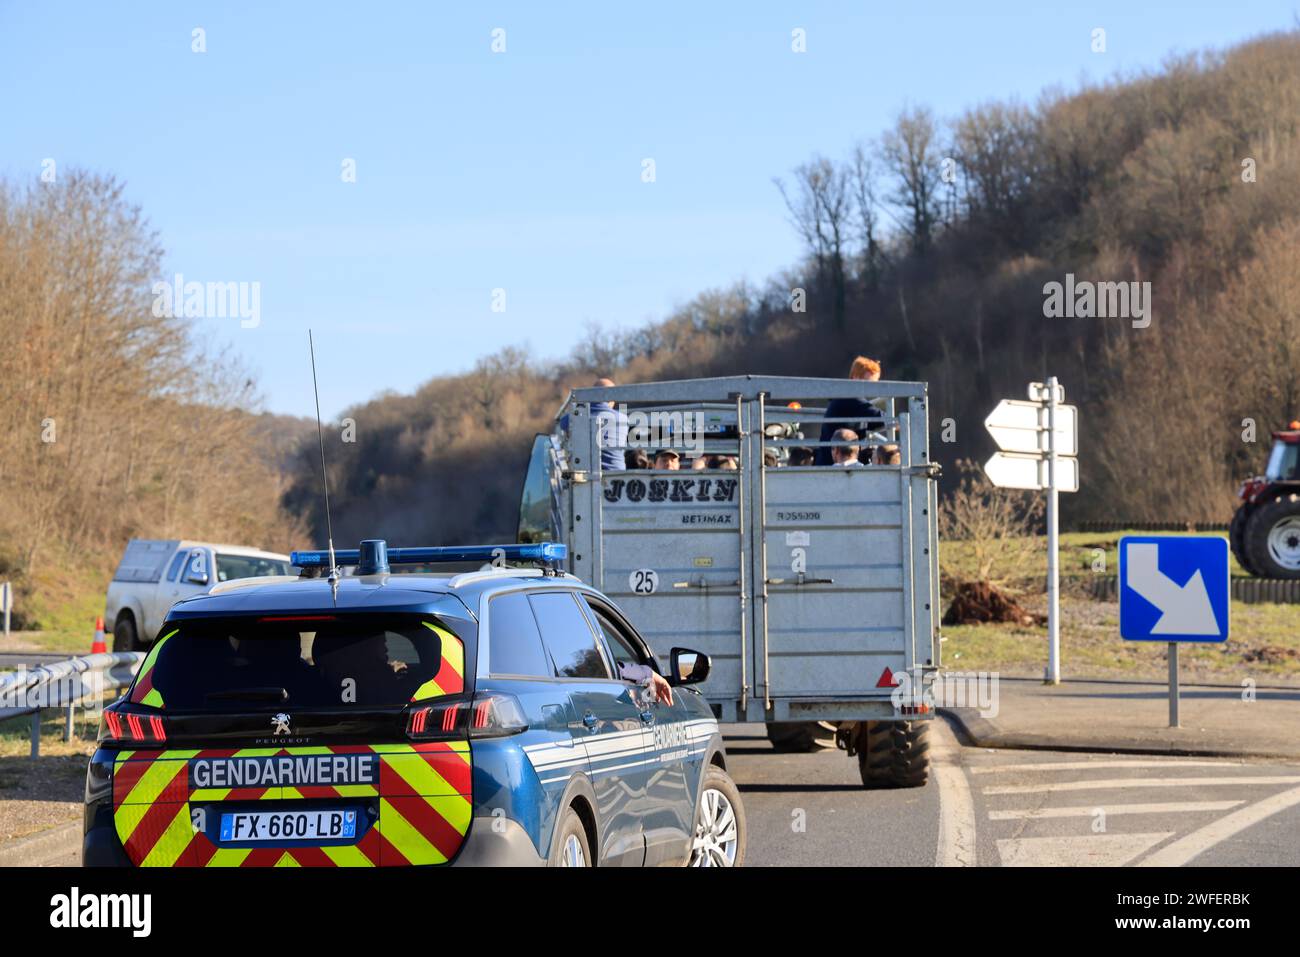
1137,784,1300,867
983,775,1300,795
988,800,1244,821
970,760,1234,774
997,832,1173,867
932,721,977,867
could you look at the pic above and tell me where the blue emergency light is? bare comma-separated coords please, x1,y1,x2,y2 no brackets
290,540,567,573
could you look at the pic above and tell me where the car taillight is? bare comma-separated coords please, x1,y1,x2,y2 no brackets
99,707,167,747
405,692,527,740
468,692,528,738
406,698,469,740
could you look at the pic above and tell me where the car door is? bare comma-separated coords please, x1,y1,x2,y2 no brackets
527,590,649,866
148,548,191,637
581,594,694,865
480,590,587,848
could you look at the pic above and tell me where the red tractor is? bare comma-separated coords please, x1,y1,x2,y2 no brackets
1231,421,1300,579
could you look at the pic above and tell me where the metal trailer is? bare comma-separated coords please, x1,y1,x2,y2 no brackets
519,375,942,787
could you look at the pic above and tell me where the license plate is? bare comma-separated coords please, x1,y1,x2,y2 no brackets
219,808,357,843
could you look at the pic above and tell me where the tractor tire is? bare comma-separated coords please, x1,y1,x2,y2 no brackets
112,614,140,652
1229,505,1258,576
764,721,835,752
857,720,930,789
1244,493,1300,580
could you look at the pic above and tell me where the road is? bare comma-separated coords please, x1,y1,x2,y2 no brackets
9,717,1300,867
0,652,70,668
727,717,1300,866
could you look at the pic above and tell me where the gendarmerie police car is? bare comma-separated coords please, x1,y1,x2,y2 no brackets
83,540,744,867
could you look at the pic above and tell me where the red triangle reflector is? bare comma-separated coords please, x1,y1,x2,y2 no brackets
876,667,898,688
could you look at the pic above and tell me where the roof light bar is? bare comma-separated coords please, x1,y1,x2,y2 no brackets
290,541,567,569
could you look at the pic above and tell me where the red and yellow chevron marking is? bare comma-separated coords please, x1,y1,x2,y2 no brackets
112,742,471,867
128,628,177,708
409,621,465,700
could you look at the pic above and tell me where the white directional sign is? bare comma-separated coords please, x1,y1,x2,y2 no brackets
984,400,1078,456
982,377,1079,685
983,452,1079,492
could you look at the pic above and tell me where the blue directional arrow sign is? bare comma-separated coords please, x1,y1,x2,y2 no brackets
1119,536,1229,642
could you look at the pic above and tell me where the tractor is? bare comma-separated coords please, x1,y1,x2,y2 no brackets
1230,421,1300,579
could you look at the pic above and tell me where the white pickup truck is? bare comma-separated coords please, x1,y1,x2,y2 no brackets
105,539,295,650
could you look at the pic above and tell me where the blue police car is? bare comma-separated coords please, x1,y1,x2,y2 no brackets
83,541,744,867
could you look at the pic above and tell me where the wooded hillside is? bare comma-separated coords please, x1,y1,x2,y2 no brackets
283,31,1300,547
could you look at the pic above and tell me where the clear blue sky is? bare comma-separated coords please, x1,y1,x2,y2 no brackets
2,1,1294,418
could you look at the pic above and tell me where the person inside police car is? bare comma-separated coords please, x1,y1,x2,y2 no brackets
619,660,674,705
312,630,418,705
235,627,323,703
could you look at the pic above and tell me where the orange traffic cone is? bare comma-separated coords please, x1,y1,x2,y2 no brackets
91,617,107,654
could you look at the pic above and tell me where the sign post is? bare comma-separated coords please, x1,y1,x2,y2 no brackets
984,378,1078,684
1045,378,1060,685
1119,536,1230,728
1168,642,1179,727
0,581,10,637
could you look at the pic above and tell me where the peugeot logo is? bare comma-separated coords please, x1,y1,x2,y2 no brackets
271,713,292,736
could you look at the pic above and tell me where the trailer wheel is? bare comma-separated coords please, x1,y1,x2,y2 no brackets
1244,493,1300,580
1229,505,1257,576
112,614,140,652
858,720,930,789
764,721,836,752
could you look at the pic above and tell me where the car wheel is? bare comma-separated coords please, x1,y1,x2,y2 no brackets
112,615,139,652
690,766,746,867
548,806,591,867
1245,494,1300,580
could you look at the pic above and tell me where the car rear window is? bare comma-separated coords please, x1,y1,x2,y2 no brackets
215,553,293,582
144,615,462,711
488,592,552,677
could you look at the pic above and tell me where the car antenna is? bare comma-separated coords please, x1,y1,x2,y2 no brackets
308,329,340,603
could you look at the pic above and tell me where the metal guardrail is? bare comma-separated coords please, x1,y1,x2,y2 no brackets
1074,575,1300,605
0,651,143,757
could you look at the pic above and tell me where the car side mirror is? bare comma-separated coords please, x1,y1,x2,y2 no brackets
668,647,710,686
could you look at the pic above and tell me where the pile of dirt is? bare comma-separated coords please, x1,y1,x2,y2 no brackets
942,580,1043,626
1242,645,1300,665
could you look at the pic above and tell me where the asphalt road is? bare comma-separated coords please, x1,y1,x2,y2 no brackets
726,717,1300,866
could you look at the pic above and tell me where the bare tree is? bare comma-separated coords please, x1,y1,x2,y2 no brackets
880,106,943,255
849,144,886,291
952,101,1037,234
775,156,851,330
